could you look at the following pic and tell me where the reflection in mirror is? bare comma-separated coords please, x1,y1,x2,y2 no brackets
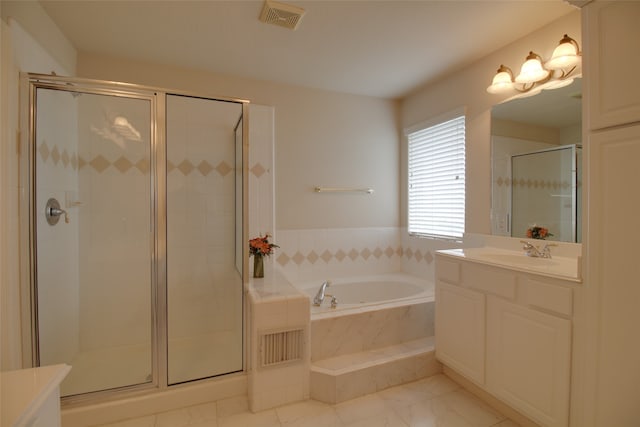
491,78,582,243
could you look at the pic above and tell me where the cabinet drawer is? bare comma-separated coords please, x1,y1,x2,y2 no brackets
463,262,516,300
435,256,461,284
522,277,573,317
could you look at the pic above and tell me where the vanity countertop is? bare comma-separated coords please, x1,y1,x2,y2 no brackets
437,247,582,282
1,364,71,427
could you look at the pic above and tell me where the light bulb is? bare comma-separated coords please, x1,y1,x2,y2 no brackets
546,34,581,69
486,65,514,94
515,52,549,84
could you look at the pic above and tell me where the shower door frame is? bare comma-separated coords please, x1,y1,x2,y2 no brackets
18,73,250,402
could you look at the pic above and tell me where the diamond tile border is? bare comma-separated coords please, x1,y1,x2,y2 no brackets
494,175,579,189
38,141,243,178
276,245,434,267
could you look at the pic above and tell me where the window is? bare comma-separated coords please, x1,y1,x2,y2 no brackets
407,111,465,240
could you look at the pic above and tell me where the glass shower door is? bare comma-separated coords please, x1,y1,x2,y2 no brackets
166,94,244,384
34,86,154,396
511,144,580,242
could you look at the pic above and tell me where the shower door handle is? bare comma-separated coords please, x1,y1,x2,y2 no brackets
45,198,69,225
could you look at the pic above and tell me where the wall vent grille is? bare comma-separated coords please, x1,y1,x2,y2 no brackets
260,328,304,368
259,0,305,30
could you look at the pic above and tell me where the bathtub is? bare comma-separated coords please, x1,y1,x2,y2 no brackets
297,273,434,317
304,273,438,400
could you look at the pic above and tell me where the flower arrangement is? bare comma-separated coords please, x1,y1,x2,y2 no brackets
249,234,279,257
526,225,553,240
249,234,278,278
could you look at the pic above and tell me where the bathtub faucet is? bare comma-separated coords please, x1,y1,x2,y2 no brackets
313,280,331,306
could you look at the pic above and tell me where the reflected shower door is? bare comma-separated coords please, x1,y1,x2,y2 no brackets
34,86,154,396
511,145,578,242
166,94,244,384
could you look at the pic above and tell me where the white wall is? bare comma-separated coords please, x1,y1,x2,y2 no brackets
397,11,581,276
401,11,581,234
0,4,76,370
76,54,401,231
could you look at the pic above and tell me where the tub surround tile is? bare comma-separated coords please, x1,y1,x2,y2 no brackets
246,236,438,412
312,337,435,373
275,227,444,284
311,303,434,361
248,271,311,413
276,228,405,282
311,337,440,404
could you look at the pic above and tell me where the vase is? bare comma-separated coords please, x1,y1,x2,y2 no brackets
253,254,264,278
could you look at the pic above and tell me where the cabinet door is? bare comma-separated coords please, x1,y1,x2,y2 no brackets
486,296,571,427
435,281,485,384
584,124,640,426
585,1,640,130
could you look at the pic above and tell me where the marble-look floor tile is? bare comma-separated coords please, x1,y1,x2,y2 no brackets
341,409,408,427
95,415,156,427
333,393,391,425
155,402,218,427
401,373,461,400
434,389,505,427
92,374,520,427
216,396,249,419
394,397,470,427
492,420,521,427
276,400,341,427
217,409,280,427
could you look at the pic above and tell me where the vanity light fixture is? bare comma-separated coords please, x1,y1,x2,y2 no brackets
487,34,581,94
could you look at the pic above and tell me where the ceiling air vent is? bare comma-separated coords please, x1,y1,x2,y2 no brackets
259,0,305,30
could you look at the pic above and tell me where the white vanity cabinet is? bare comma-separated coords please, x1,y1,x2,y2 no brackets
435,281,485,385
580,1,640,425
486,296,571,427
435,252,576,427
584,1,640,131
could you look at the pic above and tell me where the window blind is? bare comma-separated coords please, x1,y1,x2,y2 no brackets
408,114,465,240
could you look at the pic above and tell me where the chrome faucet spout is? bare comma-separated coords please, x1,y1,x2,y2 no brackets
520,240,542,257
313,280,331,306
520,240,556,258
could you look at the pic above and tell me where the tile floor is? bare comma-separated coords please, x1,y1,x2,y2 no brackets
95,374,520,427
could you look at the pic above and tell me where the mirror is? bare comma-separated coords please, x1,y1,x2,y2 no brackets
491,78,582,243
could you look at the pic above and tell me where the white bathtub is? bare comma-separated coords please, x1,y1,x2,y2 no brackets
297,273,434,317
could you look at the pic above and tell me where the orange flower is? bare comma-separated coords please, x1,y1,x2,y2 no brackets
249,234,279,256
526,225,553,240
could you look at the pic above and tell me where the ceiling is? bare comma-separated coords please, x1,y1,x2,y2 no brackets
38,0,576,99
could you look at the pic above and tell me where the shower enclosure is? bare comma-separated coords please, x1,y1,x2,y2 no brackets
20,74,248,400
511,144,582,243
